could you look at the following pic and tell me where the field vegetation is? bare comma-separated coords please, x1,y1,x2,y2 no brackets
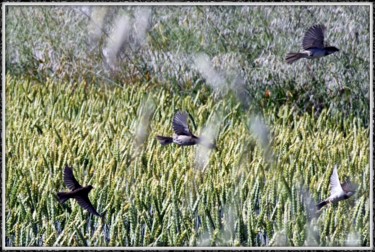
4,4,371,247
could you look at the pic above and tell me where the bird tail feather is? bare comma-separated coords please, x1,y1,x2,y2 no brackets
316,200,328,210
286,52,307,64
57,192,70,204
156,136,173,146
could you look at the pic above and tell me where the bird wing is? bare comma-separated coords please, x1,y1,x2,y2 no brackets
76,194,101,217
64,166,82,191
302,24,326,50
341,181,356,193
173,111,191,136
330,166,345,196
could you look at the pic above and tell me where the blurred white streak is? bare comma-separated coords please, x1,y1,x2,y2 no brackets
345,232,361,246
103,15,132,70
88,7,108,43
300,187,320,246
193,53,251,108
11,50,20,64
196,232,210,246
305,221,320,246
249,116,269,148
249,115,273,163
77,6,91,16
300,186,317,220
193,53,228,94
134,96,156,150
269,229,288,246
133,8,152,48
219,204,236,245
231,74,251,109
195,112,221,171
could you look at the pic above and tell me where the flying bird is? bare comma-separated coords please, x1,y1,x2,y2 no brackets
286,24,339,64
316,166,356,210
156,111,217,149
57,165,102,217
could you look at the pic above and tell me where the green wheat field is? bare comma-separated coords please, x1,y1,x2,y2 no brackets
4,4,371,248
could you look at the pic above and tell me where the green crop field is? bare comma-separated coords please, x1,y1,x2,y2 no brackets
4,4,371,248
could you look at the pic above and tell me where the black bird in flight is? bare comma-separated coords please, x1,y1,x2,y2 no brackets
286,24,339,64
156,111,217,149
57,165,102,217
316,166,356,210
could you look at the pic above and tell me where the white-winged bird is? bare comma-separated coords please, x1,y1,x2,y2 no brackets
286,24,339,64
57,165,102,217
316,166,356,210
156,111,217,149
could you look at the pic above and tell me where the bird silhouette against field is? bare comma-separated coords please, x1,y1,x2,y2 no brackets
316,166,356,211
57,165,102,217
156,111,217,149
286,24,339,64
